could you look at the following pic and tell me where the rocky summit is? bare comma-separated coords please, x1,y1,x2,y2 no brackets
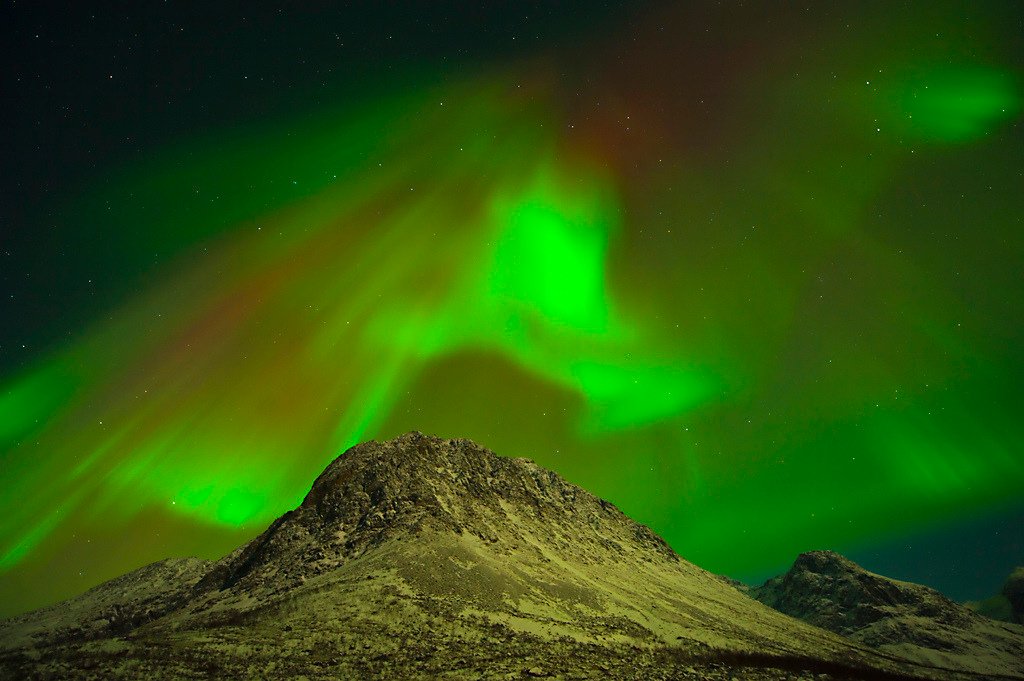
0,433,1020,680
752,551,1024,678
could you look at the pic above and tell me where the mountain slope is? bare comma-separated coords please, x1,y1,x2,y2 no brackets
0,433,1012,679
752,551,1024,678
0,557,212,650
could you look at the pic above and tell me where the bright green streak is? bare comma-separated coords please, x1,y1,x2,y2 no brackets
0,505,72,570
177,486,268,526
0,362,79,446
570,362,716,432
473,164,713,433
361,159,714,437
888,67,1019,142
489,182,614,334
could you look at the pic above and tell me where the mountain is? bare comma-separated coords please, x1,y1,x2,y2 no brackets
0,432,1015,679
1002,568,1024,624
966,567,1024,624
752,551,1024,678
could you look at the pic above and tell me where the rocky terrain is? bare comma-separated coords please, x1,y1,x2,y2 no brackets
752,551,1024,678
1,433,1019,679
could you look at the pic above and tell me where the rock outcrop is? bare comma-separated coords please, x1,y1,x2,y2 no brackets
753,551,1024,677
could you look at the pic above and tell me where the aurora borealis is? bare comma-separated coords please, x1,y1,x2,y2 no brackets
2,2,1023,618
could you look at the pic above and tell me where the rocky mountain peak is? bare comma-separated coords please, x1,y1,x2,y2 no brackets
756,550,974,636
195,432,676,595
790,550,861,576
301,431,524,521
751,550,1024,678
297,431,628,536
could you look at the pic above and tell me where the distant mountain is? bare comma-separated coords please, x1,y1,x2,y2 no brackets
1004,568,1024,624
752,551,1024,678
0,433,1017,679
966,567,1024,624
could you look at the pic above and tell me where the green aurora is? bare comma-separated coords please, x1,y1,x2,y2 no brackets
1,2,1023,617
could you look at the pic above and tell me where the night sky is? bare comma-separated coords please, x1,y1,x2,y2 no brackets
2,1,1022,619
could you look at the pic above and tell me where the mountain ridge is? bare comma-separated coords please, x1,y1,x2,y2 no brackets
752,550,1024,677
193,432,676,599
1,433,1019,680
